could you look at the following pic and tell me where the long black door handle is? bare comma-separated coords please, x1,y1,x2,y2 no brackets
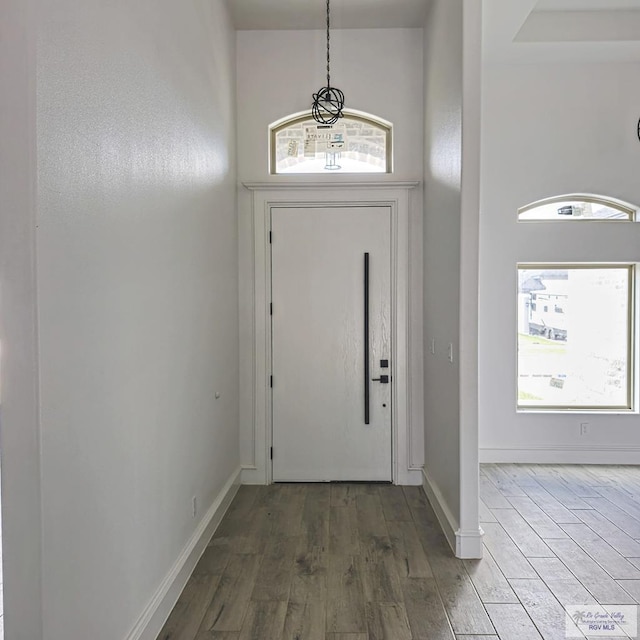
364,253,370,425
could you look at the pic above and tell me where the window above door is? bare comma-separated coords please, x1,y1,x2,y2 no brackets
269,110,393,175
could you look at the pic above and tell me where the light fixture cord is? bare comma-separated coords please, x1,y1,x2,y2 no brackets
326,0,331,88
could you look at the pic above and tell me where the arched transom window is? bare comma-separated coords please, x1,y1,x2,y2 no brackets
518,194,636,221
269,110,393,175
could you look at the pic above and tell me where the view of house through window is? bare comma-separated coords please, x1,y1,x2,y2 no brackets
518,195,636,221
270,111,392,174
517,265,634,410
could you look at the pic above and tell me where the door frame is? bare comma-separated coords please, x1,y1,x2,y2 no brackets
244,181,420,485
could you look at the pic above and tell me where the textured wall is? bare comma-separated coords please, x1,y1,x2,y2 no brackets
236,28,425,480
423,0,464,524
36,0,239,637
479,61,640,463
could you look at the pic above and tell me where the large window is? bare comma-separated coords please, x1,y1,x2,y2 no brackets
517,265,635,411
269,110,392,175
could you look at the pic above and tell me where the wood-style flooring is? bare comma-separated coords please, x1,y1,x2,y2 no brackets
158,465,640,640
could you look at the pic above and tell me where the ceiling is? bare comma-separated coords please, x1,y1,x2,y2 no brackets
228,0,430,30
228,0,640,63
485,0,640,62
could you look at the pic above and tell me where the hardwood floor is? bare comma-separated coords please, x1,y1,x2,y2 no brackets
158,465,640,640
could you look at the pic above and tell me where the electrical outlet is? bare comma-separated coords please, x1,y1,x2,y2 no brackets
580,422,589,436
192,496,197,518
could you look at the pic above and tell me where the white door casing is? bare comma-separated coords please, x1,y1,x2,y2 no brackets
243,181,421,486
271,206,392,482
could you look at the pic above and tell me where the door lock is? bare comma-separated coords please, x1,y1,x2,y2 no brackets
372,375,389,384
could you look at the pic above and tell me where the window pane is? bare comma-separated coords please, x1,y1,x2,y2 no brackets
518,266,633,410
271,114,391,174
519,197,634,221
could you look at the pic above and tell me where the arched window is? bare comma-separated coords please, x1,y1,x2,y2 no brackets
269,109,393,175
518,194,636,221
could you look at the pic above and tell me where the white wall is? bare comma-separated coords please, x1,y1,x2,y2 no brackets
423,0,482,558
479,61,640,463
423,0,463,526
236,28,425,481
0,0,44,637
31,1,239,638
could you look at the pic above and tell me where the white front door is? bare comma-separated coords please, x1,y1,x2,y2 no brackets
271,206,392,482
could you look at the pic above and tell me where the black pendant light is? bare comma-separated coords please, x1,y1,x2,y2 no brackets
311,0,345,125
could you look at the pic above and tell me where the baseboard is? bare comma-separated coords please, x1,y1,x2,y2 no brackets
124,466,242,640
454,527,484,559
241,464,266,485
397,467,423,486
480,446,640,465
421,468,483,559
421,468,459,555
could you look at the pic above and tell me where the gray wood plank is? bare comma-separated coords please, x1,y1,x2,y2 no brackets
325,635,367,640
290,546,327,603
270,484,306,537
210,506,271,555
463,551,519,604
584,497,640,539
194,632,240,640
507,496,568,539
252,484,283,509
300,486,331,553
481,523,537,579
427,552,496,635
557,467,604,498
479,498,498,523
402,485,431,512
387,520,433,579
199,555,262,632
250,536,297,601
378,485,412,521
484,603,543,640
545,538,636,604
493,508,554,558
158,574,221,640
326,554,366,634
574,508,640,557
360,536,403,603
238,600,287,640
364,603,412,640
356,493,389,540
533,476,592,510
522,484,581,524
329,506,359,556
593,486,640,523
480,475,512,509
509,578,582,640
482,464,528,497
616,579,640,604
542,579,598,606
528,557,575,582
193,546,230,577
223,485,260,519
455,637,500,640
330,484,359,507
283,599,325,640
401,578,455,640
560,523,640,579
